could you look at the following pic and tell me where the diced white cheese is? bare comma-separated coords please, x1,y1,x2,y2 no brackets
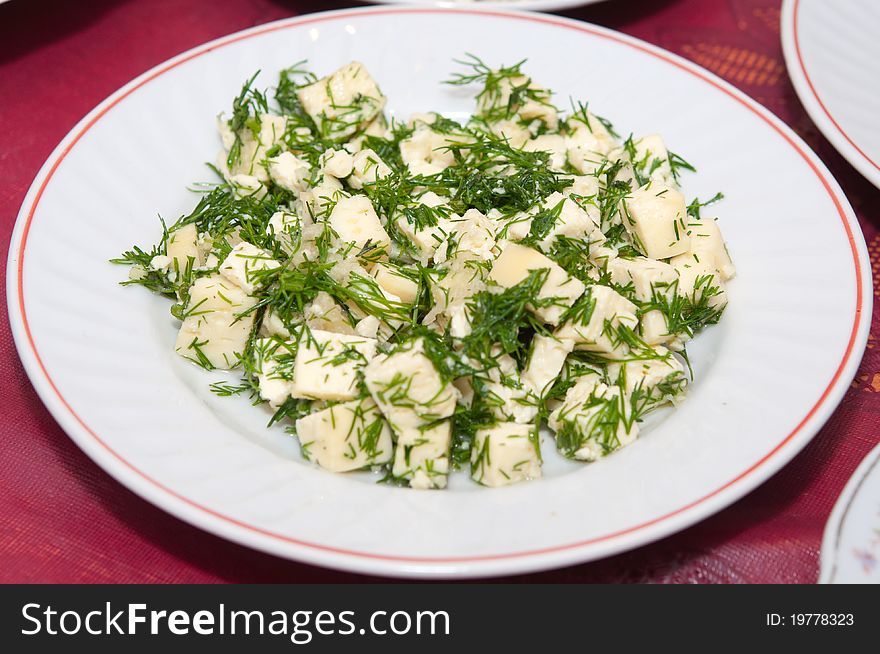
355,315,380,339
477,73,558,129
606,346,687,408
218,242,280,294
608,256,678,345
566,111,618,173
217,114,236,150
471,422,542,487
320,148,354,179
392,422,452,490
489,243,585,325
485,118,532,148
304,291,356,335
523,334,574,397
566,174,600,199
523,134,568,171
289,328,376,401
623,182,690,259
227,113,287,181
670,251,728,310
373,262,419,304
174,274,257,369
548,378,638,461
267,210,300,256
555,284,639,354
260,308,291,339
437,208,498,263
347,148,393,189
400,120,458,175
166,223,202,272
296,397,394,472
228,174,267,199
632,134,676,187
364,339,457,488
423,252,488,337
327,194,391,260
267,151,310,193
525,192,605,250
685,217,736,280
484,378,539,424
251,338,297,408
296,61,386,141
150,255,171,272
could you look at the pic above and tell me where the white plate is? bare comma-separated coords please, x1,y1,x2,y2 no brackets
821,442,880,583
7,7,872,578
782,0,880,190
363,1,607,12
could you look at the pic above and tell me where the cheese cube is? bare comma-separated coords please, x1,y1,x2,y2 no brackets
174,274,257,369
228,114,287,181
484,378,539,424
606,346,687,409
632,134,675,187
532,192,604,250
670,252,728,310
623,183,690,259
227,174,267,199
304,291,357,335
327,194,390,259
608,256,678,346
523,134,568,171
423,252,488,337
391,422,452,490
437,208,497,263
267,211,300,256
523,334,574,397
290,329,377,401
471,422,542,487
373,262,419,304
320,148,354,179
347,148,393,189
365,339,457,489
260,308,290,339
355,315,380,339
300,174,344,218
477,73,558,129
489,243,585,325
297,62,386,141
166,222,201,272
400,121,458,175
251,338,297,408
549,379,638,461
364,339,458,434
686,217,736,280
555,284,639,354
486,118,532,149
218,242,280,294
268,151,310,193
296,398,394,472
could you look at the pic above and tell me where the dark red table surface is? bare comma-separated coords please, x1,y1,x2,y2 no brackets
1,0,878,583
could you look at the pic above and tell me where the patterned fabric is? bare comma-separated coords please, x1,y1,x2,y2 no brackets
0,0,876,583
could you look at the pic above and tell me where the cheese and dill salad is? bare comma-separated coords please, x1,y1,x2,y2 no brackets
114,57,735,490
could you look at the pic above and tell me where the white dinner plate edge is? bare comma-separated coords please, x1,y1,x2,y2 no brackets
780,0,880,190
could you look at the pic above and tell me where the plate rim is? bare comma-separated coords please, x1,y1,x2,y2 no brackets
6,5,873,578
819,442,880,583
781,0,880,190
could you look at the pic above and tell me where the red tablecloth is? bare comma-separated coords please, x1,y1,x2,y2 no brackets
1,0,877,583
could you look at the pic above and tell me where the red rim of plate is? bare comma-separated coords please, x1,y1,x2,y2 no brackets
9,7,868,569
